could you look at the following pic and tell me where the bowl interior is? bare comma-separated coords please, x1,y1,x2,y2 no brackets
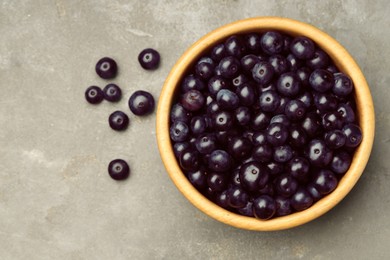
156,17,375,231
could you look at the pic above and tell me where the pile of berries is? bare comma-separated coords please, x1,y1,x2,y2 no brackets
169,31,362,220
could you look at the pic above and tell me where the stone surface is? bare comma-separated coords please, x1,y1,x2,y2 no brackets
0,0,389,259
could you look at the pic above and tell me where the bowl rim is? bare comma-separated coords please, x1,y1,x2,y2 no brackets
156,16,375,231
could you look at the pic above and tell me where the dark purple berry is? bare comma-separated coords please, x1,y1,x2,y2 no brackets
181,90,205,112
232,74,249,88
190,116,207,136
241,54,260,73
309,69,334,92
258,182,275,196
216,89,240,110
289,125,308,148
225,35,246,58
266,161,284,176
170,121,190,142
322,111,344,130
259,90,281,112
275,196,292,216
219,56,241,79
277,72,301,97
296,67,311,87
275,174,298,198
253,195,276,220
195,62,214,80
286,54,302,72
270,114,291,127
330,150,352,174
195,134,218,154
211,43,226,62
251,111,271,130
128,90,155,116
215,190,230,209
314,92,338,113
337,103,356,123
214,66,222,76
236,82,257,106
324,130,346,149
261,31,284,55
245,33,262,54
290,188,313,211
228,186,250,208
173,142,191,159
180,149,199,171
96,57,117,79
252,131,267,146
170,103,192,123
266,122,289,146
305,139,333,167
313,169,338,195
273,145,293,163
103,83,122,102
187,168,207,190
207,172,228,192
108,111,129,131
238,201,255,217
333,73,354,97
230,168,242,187
212,110,234,131
181,74,205,92
297,91,313,108
235,106,251,126
342,123,363,148
306,48,329,69
287,156,310,182
215,129,239,146
206,101,221,117
108,159,130,180
138,48,160,70
306,183,323,202
189,137,197,147
252,61,275,85
269,54,289,75
208,75,229,97
208,150,232,172
301,112,321,137
252,144,273,163
239,161,270,192
326,64,339,73
285,99,307,121
85,86,104,104
198,56,215,66
214,64,222,76
290,36,315,60
228,136,253,160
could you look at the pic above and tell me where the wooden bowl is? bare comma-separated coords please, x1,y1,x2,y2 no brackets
156,17,375,231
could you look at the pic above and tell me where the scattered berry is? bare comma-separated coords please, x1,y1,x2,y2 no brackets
138,48,160,70
85,86,104,104
129,90,155,116
108,111,129,131
103,83,122,102
96,57,117,79
108,159,130,180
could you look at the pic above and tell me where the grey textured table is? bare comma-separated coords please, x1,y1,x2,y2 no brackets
1,1,389,259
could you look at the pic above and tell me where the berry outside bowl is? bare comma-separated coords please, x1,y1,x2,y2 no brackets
156,17,375,231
